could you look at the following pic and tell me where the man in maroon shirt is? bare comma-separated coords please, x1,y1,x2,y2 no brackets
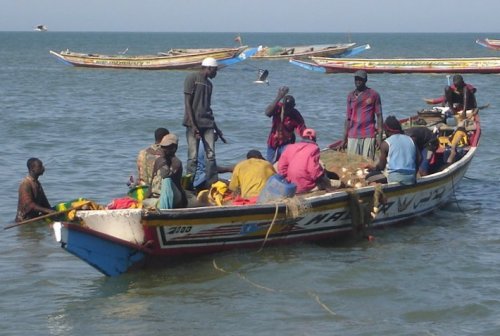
342,70,383,161
15,158,54,222
265,86,307,163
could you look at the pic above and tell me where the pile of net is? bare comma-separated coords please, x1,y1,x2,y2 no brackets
320,149,375,189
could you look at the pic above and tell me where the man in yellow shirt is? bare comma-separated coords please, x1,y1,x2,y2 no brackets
229,150,276,199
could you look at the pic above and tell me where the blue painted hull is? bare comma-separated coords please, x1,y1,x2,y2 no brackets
61,224,146,276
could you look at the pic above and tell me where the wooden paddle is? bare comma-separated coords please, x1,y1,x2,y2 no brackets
4,201,91,230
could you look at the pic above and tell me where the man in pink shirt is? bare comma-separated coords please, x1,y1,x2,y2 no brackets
278,129,331,193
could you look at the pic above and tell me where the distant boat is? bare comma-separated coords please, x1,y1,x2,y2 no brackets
34,25,48,32
290,56,500,74
49,46,258,70
476,38,500,51
250,43,358,59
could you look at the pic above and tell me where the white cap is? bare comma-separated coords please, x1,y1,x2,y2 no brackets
201,57,218,67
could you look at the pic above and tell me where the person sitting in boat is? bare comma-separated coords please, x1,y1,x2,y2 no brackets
440,120,470,166
425,74,477,118
145,134,187,209
136,127,169,187
365,116,419,185
265,86,307,163
278,128,332,193
404,126,440,176
228,150,276,201
15,158,54,222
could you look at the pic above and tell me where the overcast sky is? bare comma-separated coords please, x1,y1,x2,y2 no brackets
1,0,498,33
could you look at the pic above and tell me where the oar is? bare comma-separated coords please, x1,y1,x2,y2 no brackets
4,201,91,230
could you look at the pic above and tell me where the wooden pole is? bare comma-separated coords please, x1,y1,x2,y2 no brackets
4,201,91,230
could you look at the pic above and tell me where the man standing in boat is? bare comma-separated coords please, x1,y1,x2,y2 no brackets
15,158,54,222
264,86,307,163
183,57,220,188
342,70,383,160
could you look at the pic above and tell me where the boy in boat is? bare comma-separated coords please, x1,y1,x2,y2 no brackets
365,116,419,185
228,150,276,200
15,158,54,222
136,127,169,186
278,129,332,193
265,86,307,163
342,70,383,161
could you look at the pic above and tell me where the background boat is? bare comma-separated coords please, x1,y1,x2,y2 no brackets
250,42,356,59
290,56,500,74
476,38,500,50
49,45,253,70
34,25,47,32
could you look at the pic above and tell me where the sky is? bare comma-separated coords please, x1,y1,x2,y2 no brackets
1,0,498,33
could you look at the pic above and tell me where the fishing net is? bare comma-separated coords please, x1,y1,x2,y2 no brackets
283,196,311,218
320,149,375,188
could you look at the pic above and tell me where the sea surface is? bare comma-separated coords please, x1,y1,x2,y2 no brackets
1,32,500,335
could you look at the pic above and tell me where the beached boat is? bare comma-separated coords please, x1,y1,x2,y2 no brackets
51,110,481,276
290,56,500,74
476,38,500,51
250,43,357,59
49,46,256,70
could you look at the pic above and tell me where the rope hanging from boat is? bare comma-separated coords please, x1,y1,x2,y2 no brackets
346,185,385,238
258,203,280,252
258,196,311,251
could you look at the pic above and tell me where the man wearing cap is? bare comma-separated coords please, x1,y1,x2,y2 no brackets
228,150,276,199
136,127,169,187
278,128,331,193
265,86,307,163
146,134,187,208
183,57,220,188
342,70,383,161
366,116,419,185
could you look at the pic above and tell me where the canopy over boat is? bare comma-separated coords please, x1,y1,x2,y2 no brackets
49,46,256,70
290,56,500,74
51,109,481,276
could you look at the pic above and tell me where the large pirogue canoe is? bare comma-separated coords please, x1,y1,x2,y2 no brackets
290,56,500,74
52,110,481,276
250,43,357,59
49,46,253,70
476,38,500,51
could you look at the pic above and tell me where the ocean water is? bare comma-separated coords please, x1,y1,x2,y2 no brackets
1,32,500,335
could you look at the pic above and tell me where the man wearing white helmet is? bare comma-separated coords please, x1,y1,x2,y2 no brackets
183,57,220,188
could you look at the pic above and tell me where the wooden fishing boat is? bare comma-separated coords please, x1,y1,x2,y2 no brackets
51,110,481,276
49,46,255,70
250,43,357,59
475,38,500,51
290,56,500,74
